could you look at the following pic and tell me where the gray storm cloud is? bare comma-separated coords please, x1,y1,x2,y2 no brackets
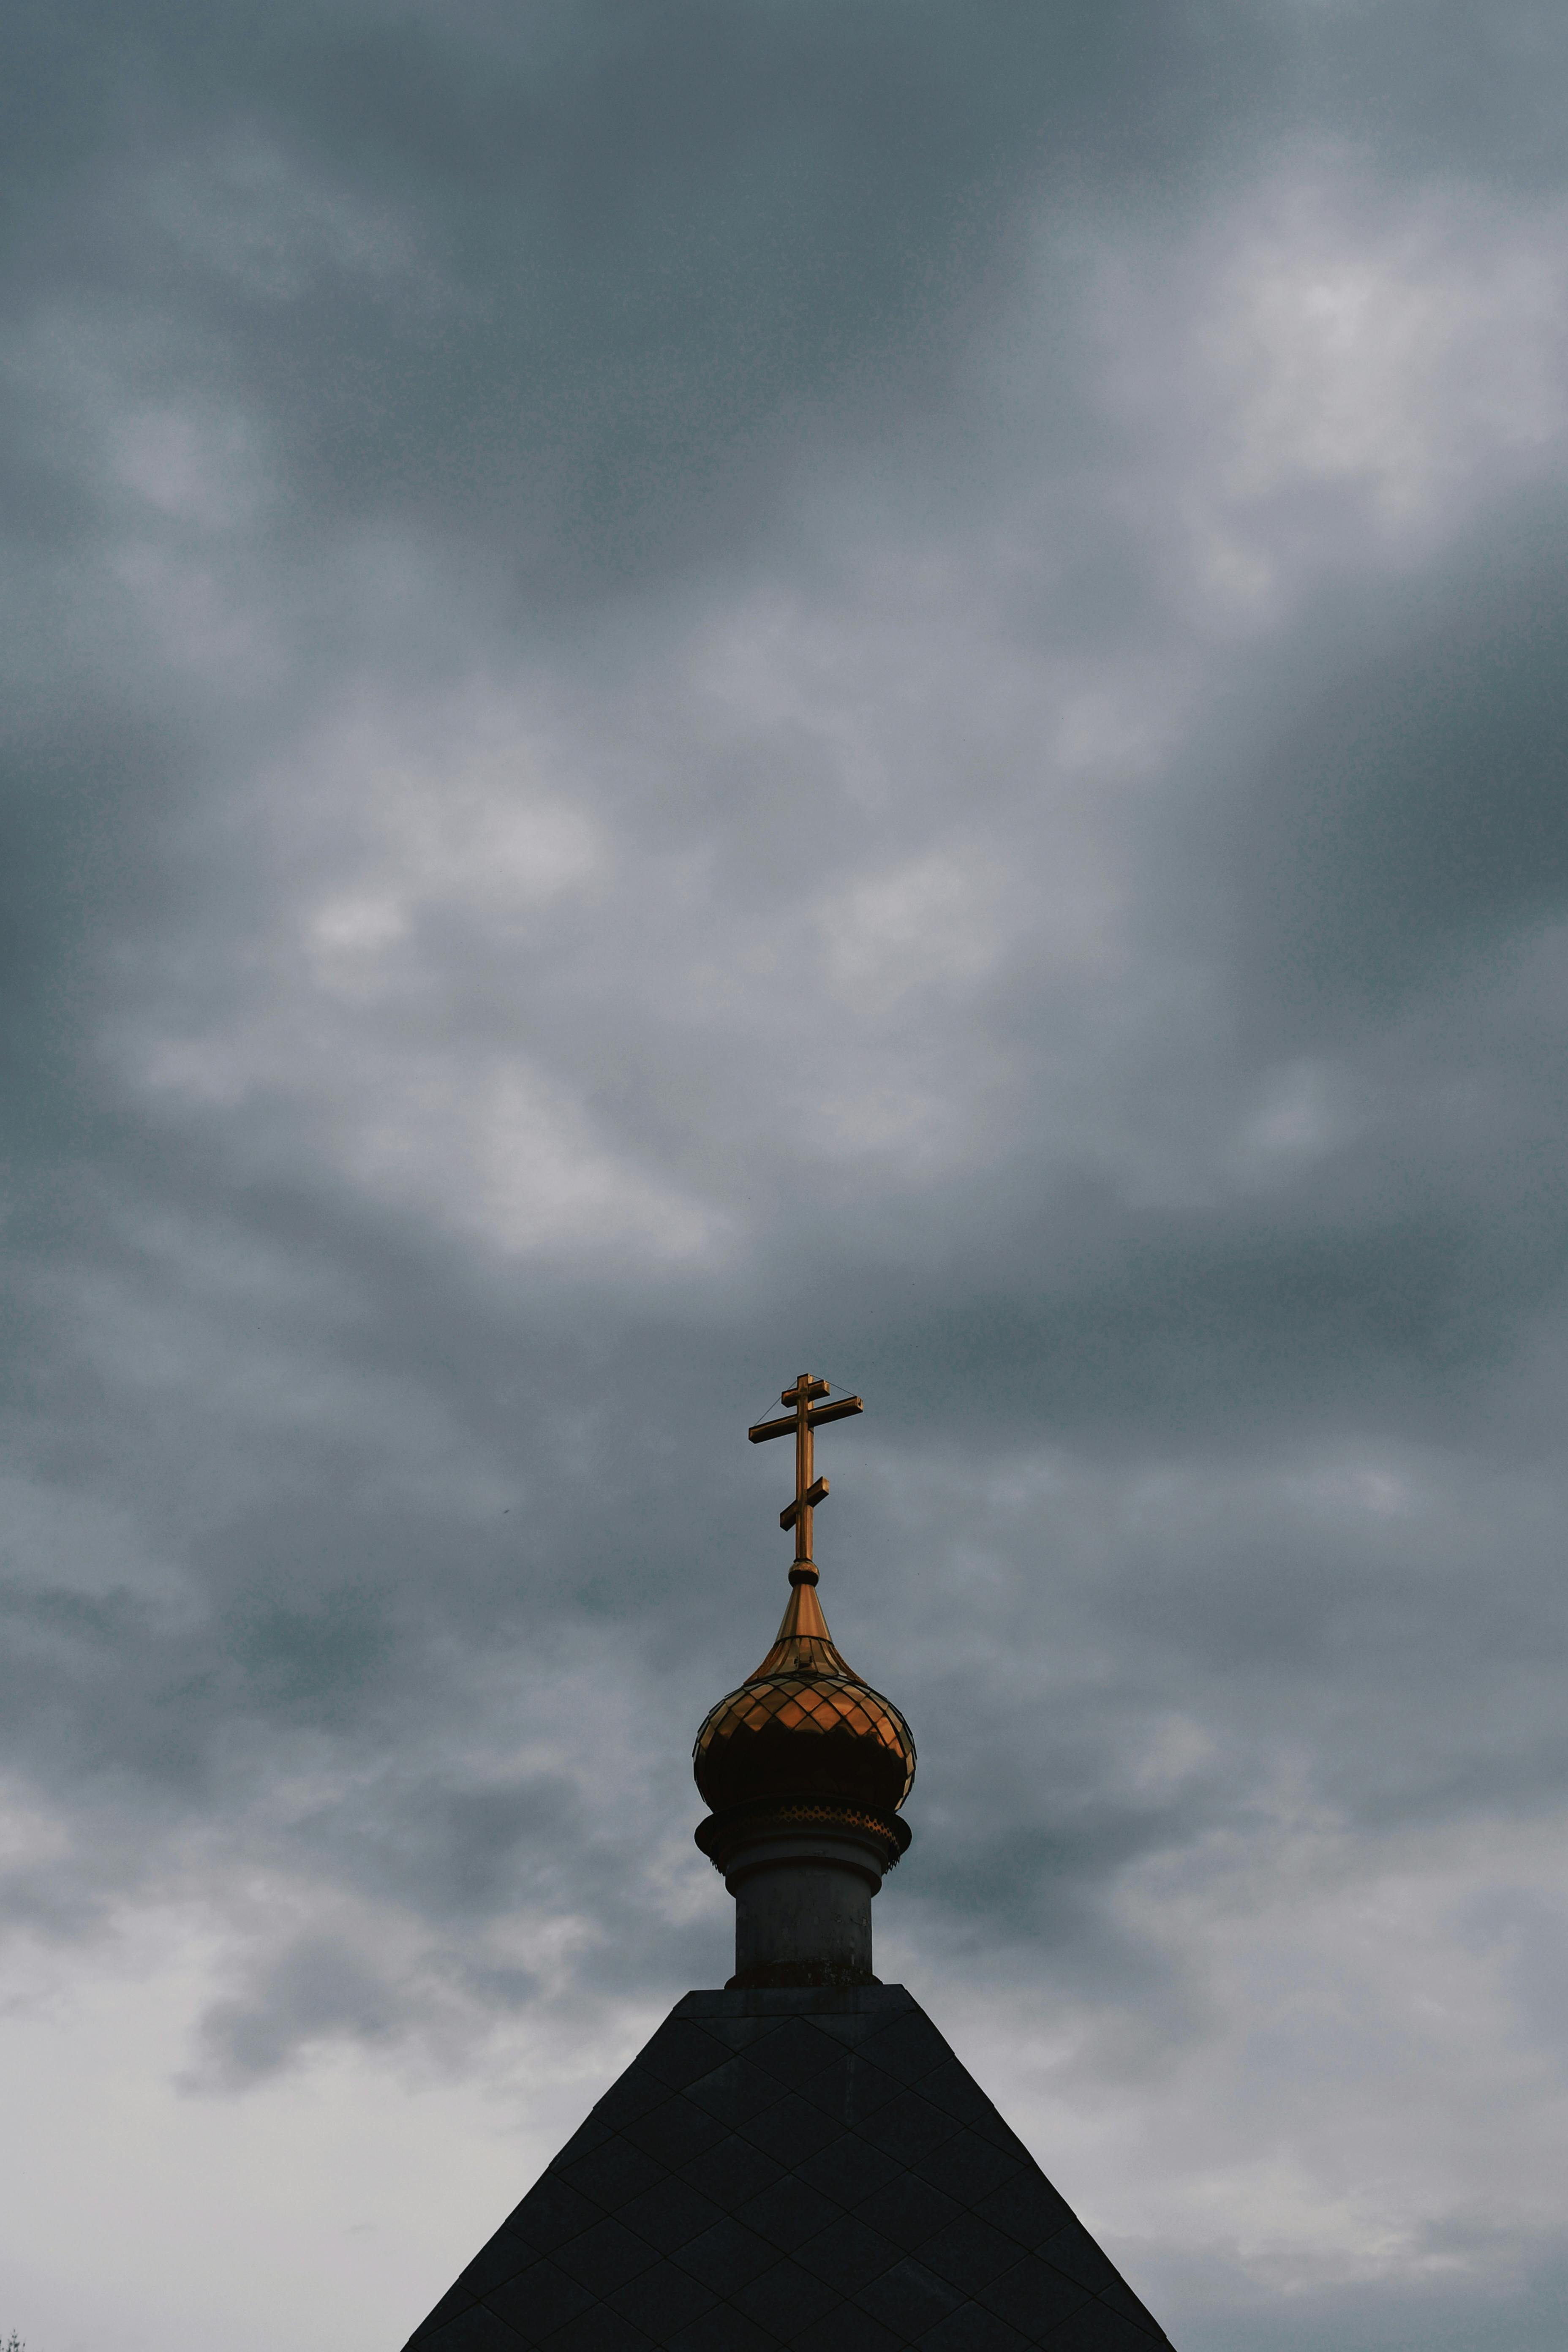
2,6,1567,2349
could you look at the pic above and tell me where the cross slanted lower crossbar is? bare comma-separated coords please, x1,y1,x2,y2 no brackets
747,1374,864,1575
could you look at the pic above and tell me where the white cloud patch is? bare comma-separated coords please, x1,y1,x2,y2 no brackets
1088,152,1568,622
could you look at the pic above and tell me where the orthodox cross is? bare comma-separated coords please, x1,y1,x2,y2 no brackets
748,1373,864,1576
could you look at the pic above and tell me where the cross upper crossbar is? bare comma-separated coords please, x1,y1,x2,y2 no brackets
747,1374,864,1575
746,1396,863,1444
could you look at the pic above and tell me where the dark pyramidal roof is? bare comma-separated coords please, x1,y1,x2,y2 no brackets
402,1984,1174,2352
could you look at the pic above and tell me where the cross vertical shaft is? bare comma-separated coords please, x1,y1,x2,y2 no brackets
793,1372,819,1570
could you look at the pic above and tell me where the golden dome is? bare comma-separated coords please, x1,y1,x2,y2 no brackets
693,1574,916,1822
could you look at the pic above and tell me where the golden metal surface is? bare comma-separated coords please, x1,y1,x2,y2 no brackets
779,1474,828,1532
694,1370,915,1823
747,1395,863,1444
692,1468,917,1817
746,1372,864,1570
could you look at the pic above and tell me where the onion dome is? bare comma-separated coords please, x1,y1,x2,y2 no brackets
693,1571,916,1858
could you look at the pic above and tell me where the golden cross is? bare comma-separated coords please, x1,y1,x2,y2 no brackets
748,1373,865,1579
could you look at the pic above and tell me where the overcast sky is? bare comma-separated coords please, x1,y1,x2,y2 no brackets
4,5,1568,2348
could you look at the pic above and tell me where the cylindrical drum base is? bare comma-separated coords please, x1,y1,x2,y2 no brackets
723,1826,889,1990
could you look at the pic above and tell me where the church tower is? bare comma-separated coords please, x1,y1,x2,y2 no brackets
400,1377,1176,2350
